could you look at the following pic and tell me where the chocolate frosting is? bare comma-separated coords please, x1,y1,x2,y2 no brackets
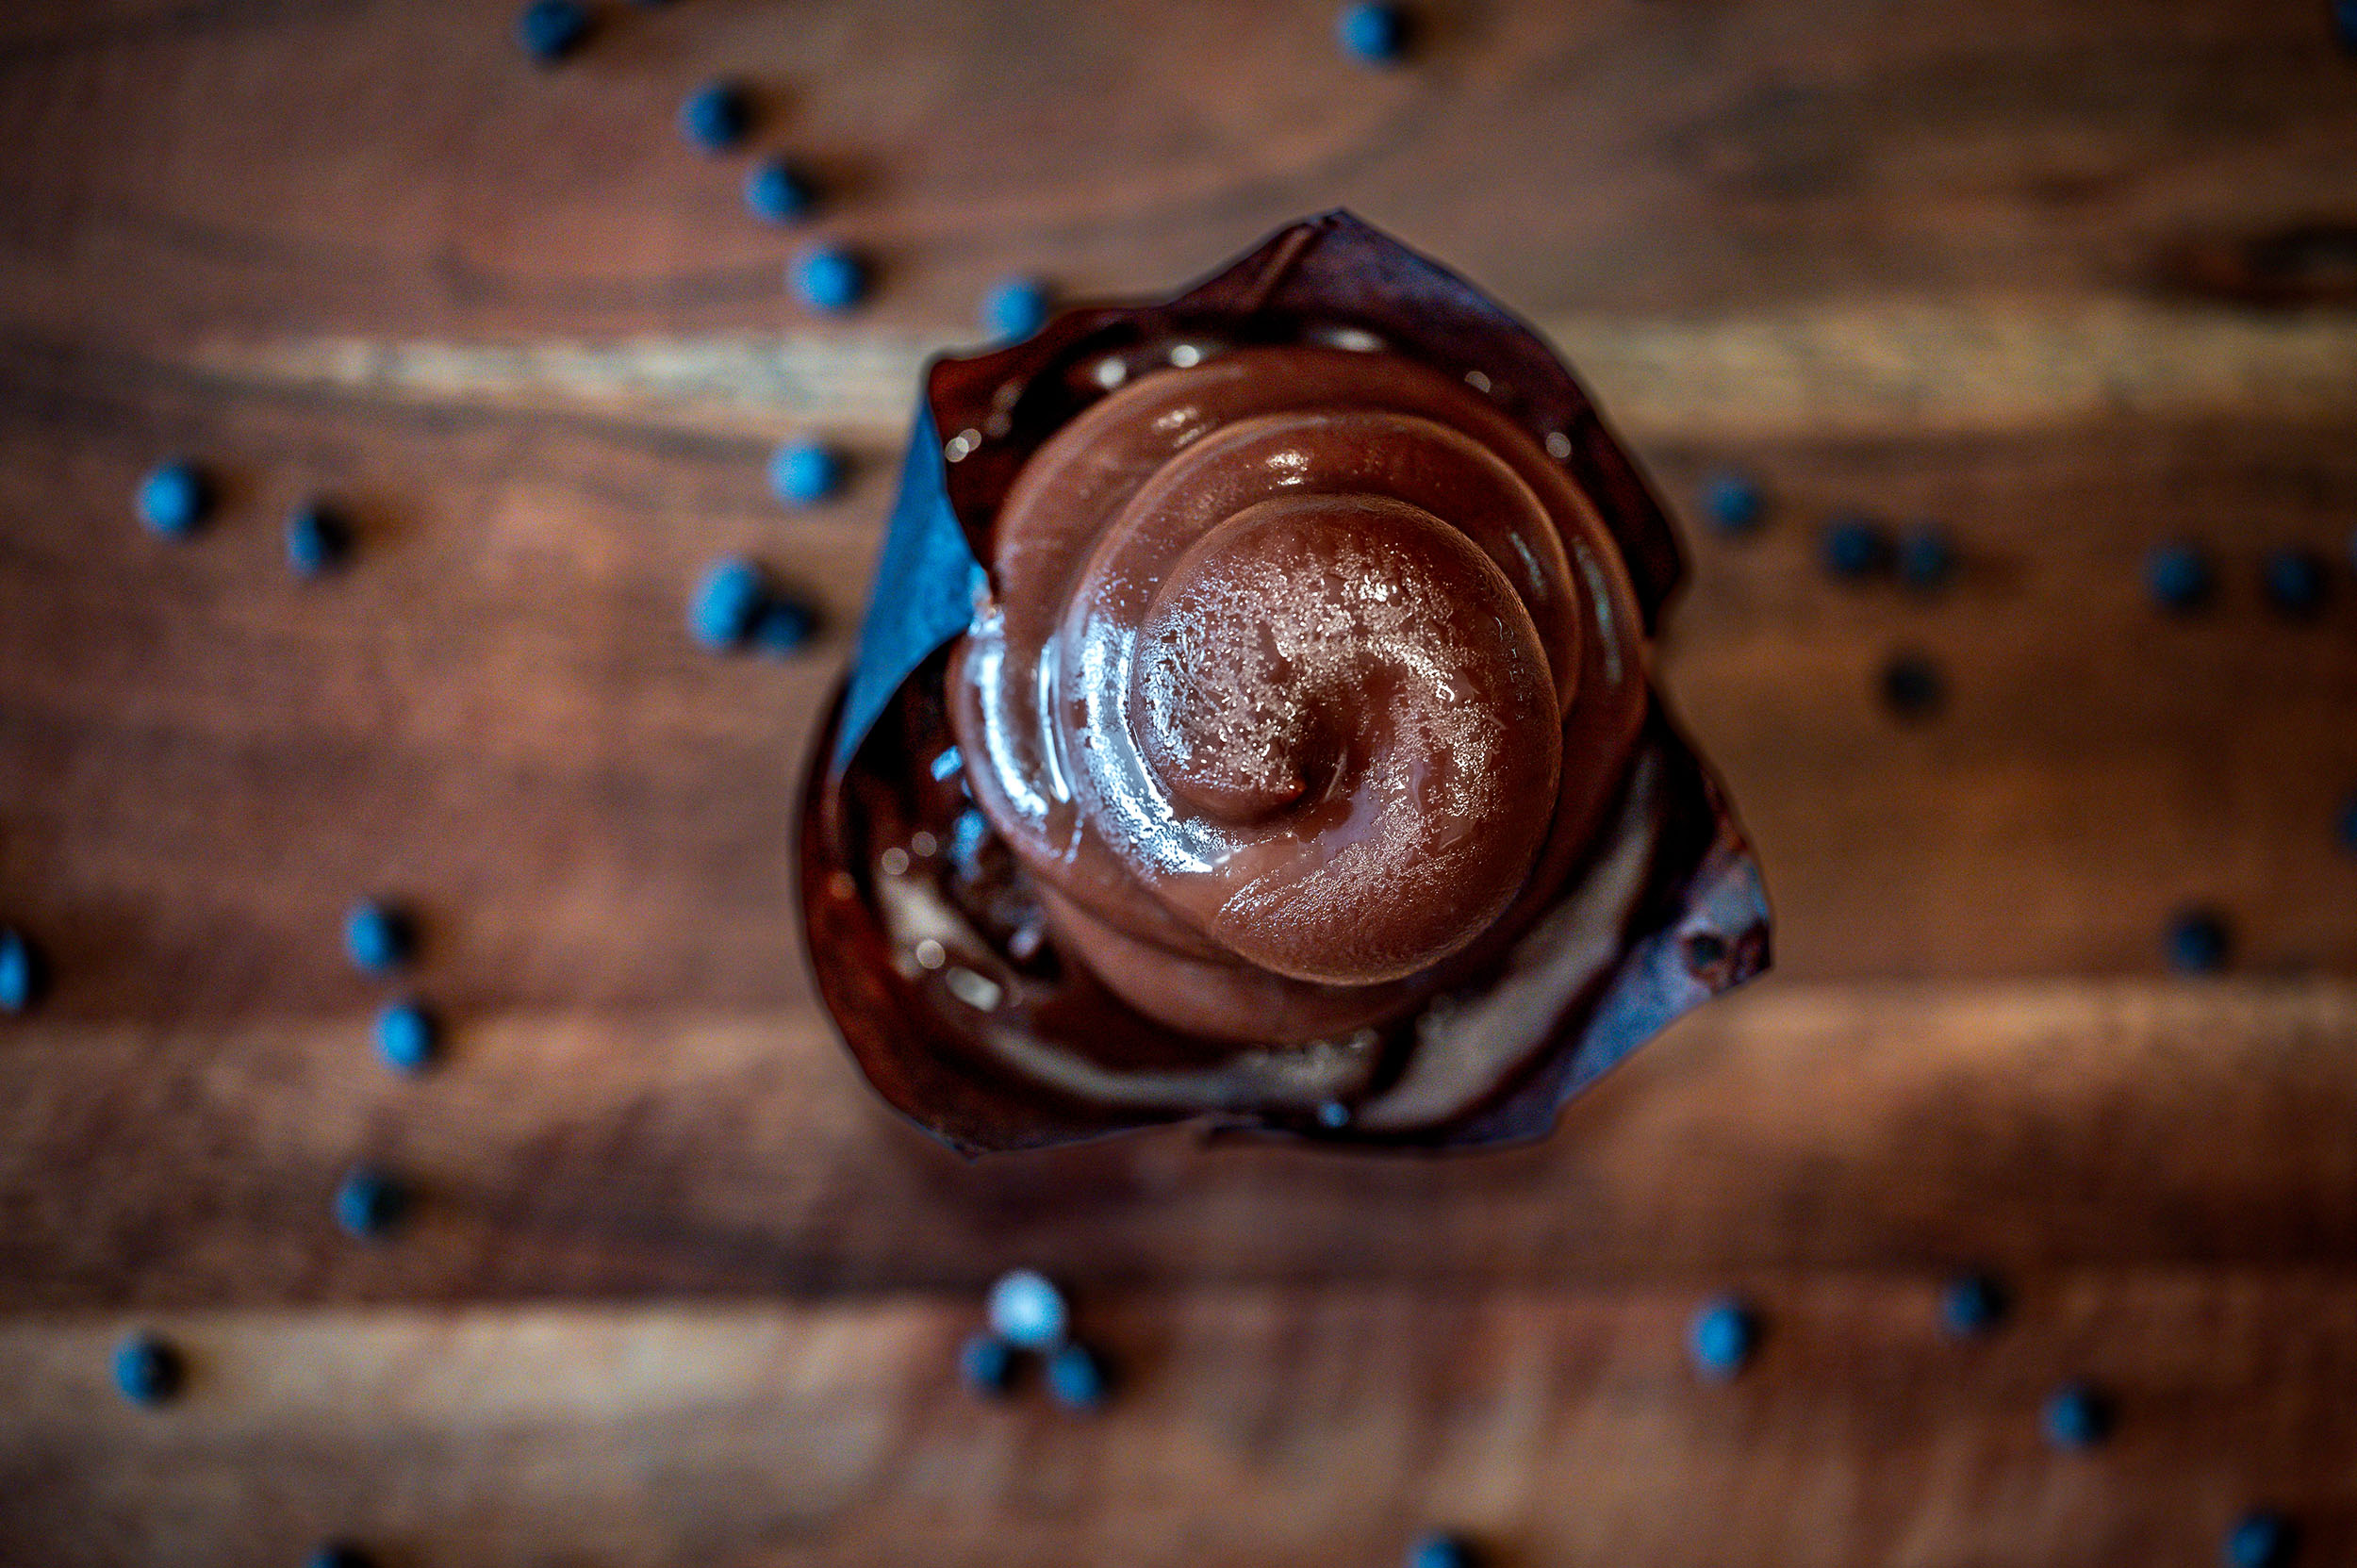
948,345,1647,1045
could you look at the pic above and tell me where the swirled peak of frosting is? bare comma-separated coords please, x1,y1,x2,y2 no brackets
947,344,1647,1045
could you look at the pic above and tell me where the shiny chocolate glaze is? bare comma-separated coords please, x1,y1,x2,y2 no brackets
948,346,1648,1046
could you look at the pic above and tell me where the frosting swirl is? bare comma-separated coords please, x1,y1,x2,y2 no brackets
948,344,1649,1045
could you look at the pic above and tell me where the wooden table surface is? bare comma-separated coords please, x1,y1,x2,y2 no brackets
4,2,2356,1563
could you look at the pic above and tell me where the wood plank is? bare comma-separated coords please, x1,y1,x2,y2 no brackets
3,1278,2352,1567
165,301,2357,441
1,0,2353,351
4,981,2353,1306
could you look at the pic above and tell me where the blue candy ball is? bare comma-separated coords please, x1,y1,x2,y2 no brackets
344,900,414,974
1688,1296,1756,1379
981,276,1053,341
744,158,816,224
1337,2,1409,65
334,1166,408,1239
1820,516,1890,580
689,557,768,652
113,1332,183,1406
752,598,816,657
286,503,351,576
2167,908,2230,975
1408,1532,1477,1568
987,1268,1068,1349
1939,1273,2006,1337
2263,548,2326,619
137,460,212,538
1045,1341,1108,1410
1880,652,1946,721
792,245,869,314
375,1000,438,1074
0,927,41,1014
1898,524,1955,591
1701,470,1763,535
307,1544,373,1568
958,1333,1017,1396
680,81,751,151
2145,540,2214,611
516,0,591,62
768,440,843,506
2225,1511,2296,1568
2043,1381,2112,1449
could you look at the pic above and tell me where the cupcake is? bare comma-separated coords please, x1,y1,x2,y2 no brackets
800,212,1768,1152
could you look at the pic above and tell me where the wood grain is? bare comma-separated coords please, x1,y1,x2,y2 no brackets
2,0,2355,1563
4,981,2353,1306
4,1278,2353,1568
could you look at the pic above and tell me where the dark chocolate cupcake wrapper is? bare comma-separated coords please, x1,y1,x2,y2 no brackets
799,211,1770,1154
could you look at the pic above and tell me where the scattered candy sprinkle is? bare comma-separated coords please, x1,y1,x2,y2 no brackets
112,1331,183,1406
679,81,752,152
1689,1296,1756,1379
987,1268,1068,1349
137,459,212,538
344,900,415,974
792,244,869,314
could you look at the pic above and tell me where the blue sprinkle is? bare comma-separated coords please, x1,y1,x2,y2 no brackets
1820,516,1890,580
0,927,42,1014
2225,1511,2297,1568
1940,1273,2007,1337
948,808,991,872
1701,470,1763,535
1879,652,1945,721
286,503,352,576
375,1000,439,1075
2263,548,2327,619
344,900,415,974
307,1544,374,1568
792,245,869,314
2338,793,2357,856
744,157,816,224
113,1332,183,1406
958,1332,1017,1396
1045,1341,1108,1411
1337,2,1409,65
2167,907,2231,975
981,276,1053,341
987,1268,1068,1349
752,598,816,657
2043,1381,2112,1448
516,0,591,62
1408,1533,1477,1568
688,556,769,652
334,1166,408,1240
930,747,964,783
1316,1099,1351,1130
1688,1296,1756,1379
679,81,752,152
137,459,212,538
2145,540,2214,611
1897,524,1955,591
768,440,844,506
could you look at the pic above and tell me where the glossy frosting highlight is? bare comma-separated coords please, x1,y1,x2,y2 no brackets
948,345,1649,1046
